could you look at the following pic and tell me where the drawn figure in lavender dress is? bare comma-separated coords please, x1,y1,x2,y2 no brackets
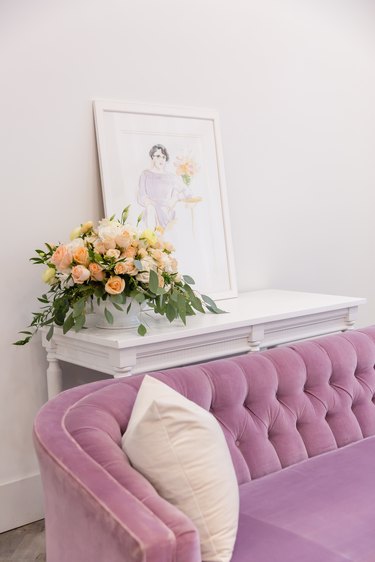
137,144,192,231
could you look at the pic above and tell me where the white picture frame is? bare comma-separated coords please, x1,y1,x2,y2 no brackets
93,100,237,301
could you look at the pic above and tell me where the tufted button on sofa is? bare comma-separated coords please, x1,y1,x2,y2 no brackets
34,326,375,562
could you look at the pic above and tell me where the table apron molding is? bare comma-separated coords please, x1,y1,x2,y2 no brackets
41,290,366,399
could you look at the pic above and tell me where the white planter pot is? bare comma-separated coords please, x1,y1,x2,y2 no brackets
93,299,141,329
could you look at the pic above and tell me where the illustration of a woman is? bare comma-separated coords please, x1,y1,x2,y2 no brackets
137,144,192,230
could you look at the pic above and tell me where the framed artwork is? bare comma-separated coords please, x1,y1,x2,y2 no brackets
93,100,237,300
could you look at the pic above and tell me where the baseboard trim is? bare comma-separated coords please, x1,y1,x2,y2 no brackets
0,473,44,533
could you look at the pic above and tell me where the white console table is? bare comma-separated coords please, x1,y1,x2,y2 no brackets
42,289,365,399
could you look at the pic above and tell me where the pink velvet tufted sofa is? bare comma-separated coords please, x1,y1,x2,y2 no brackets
34,326,375,562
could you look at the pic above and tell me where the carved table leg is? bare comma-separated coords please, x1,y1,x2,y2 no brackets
46,343,63,399
248,325,265,352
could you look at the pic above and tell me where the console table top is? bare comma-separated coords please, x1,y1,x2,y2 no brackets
48,289,365,349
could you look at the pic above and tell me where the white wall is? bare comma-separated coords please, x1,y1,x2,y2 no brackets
1,0,374,531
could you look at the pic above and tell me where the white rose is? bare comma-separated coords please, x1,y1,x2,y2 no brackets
66,238,85,251
141,256,156,272
97,218,123,241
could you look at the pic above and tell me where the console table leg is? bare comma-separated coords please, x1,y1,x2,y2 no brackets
112,367,133,378
46,353,63,399
248,325,265,352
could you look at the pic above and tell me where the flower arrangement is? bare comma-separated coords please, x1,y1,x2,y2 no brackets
14,207,224,345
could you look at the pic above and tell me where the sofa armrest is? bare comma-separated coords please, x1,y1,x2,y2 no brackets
34,381,201,562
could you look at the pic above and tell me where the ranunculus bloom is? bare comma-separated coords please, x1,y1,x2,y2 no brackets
50,245,72,272
81,221,94,234
105,276,125,295
73,246,89,267
71,265,90,284
42,267,56,284
89,262,105,281
141,229,158,246
70,226,82,240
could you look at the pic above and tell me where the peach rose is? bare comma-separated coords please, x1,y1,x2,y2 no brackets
137,247,147,259
73,246,89,267
123,245,137,259
163,241,175,253
94,240,106,254
71,265,90,284
103,237,117,251
114,261,138,276
50,245,72,272
89,263,105,281
115,231,132,249
105,276,125,295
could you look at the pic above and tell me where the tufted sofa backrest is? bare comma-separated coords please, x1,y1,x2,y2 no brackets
64,327,375,486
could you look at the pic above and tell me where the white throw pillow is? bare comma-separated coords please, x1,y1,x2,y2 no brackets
122,375,239,562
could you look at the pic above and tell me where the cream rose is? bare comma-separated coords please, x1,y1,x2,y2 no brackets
141,256,156,272
73,246,89,266
106,248,121,259
50,245,72,272
89,263,105,281
71,265,90,284
105,276,125,295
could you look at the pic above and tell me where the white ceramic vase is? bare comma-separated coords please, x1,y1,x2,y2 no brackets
93,299,141,330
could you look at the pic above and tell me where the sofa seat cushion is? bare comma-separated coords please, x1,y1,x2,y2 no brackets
232,435,375,562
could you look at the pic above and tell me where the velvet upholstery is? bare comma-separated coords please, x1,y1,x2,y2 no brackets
34,326,375,561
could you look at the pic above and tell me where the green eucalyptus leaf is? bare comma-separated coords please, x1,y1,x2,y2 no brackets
112,302,124,311
177,294,187,325
137,323,147,336
46,325,54,341
202,294,226,314
183,275,195,285
74,313,86,332
166,302,177,323
149,270,159,294
104,307,114,324
63,313,75,334
73,299,86,318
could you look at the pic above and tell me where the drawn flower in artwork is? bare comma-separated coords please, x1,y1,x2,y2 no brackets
174,154,199,187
